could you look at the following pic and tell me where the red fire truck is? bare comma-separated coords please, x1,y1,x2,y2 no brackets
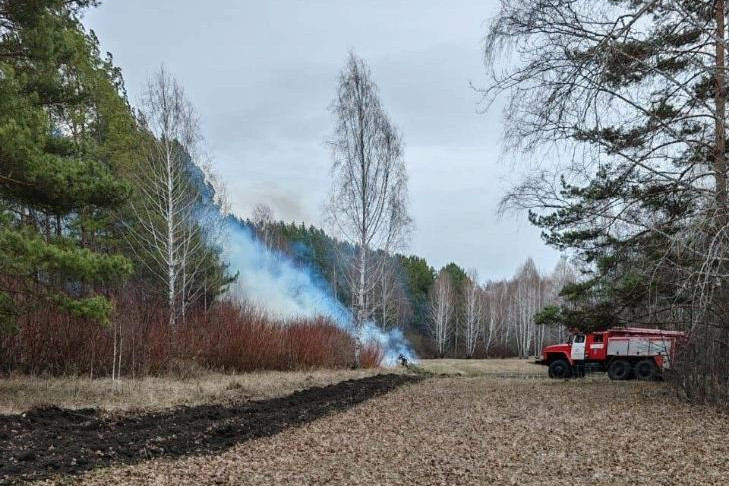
536,328,687,380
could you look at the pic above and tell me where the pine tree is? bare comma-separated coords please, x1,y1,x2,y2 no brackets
485,1,720,324
0,0,134,331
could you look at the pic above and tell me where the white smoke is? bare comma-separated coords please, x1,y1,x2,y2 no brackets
223,219,417,366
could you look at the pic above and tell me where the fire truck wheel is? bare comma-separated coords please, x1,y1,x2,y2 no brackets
607,359,633,380
634,359,658,380
548,359,572,379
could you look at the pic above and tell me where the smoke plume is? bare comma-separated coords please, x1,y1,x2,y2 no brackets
223,217,416,366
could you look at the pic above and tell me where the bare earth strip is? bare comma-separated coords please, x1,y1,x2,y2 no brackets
66,376,729,486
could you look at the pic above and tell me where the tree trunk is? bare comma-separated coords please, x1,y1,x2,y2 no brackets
354,245,366,368
716,0,727,218
381,271,387,328
112,320,117,381
166,142,176,330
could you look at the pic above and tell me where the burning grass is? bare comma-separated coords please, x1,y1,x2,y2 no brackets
70,374,729,485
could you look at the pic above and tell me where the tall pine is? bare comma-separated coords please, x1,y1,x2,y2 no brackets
0,0,134,331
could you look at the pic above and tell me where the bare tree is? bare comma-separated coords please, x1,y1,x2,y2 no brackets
369,257,412,330
549,256,577,343
429,269,454,357
482,283,506,357
478,261,573,358
380,259,393,328
127,67,206,329
511,260,533,358
325,53,411,368
463,269,482,358
252,203,275,247
392,278,414,329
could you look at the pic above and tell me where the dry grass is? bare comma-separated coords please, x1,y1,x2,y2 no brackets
70,376,729,486
416,357,546,376
0,368,391,415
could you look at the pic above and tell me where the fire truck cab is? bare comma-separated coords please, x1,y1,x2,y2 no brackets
536,328,686,380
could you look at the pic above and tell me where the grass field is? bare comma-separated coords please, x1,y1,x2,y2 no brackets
0,359,537,414
0,368,386,415
416,358,546,376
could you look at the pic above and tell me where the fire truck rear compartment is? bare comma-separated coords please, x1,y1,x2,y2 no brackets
606,337,672,359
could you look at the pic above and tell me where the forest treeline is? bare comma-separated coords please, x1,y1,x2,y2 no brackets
246,209,574,359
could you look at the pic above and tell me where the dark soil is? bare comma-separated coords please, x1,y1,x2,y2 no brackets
0,373,420,484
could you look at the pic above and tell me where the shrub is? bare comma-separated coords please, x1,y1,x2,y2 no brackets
0,289,382,376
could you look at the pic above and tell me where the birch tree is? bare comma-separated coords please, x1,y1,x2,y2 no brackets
429,269,454,357
549,257,577,343
370,257,412,330
463,270,482,358
379,259,394,328
326,53,411,368
252,203,274,247
127,68,206,329
513,259,543,358
482,283,506,356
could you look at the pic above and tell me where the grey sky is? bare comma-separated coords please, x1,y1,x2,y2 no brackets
83,0,560,281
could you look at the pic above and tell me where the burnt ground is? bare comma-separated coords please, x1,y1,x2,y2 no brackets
0,373,420,484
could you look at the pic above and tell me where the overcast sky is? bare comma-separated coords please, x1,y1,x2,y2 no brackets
83,0,560,281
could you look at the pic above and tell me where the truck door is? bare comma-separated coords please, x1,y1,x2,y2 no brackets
587,333,606,361
570,333,586,361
